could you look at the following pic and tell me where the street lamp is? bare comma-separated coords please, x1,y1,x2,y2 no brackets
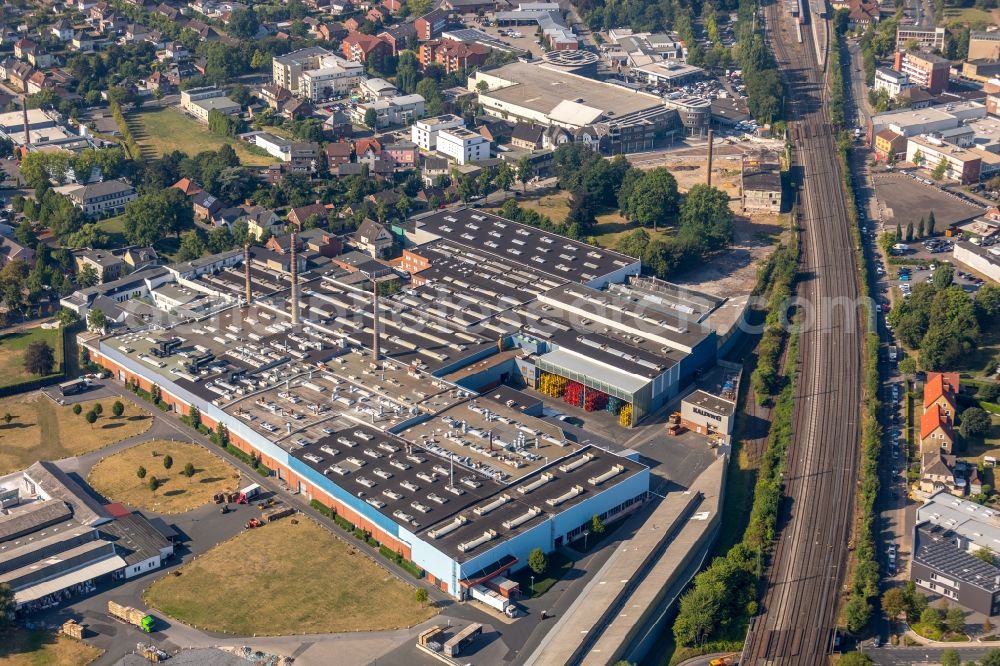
583,529,590,551
530,575,534,596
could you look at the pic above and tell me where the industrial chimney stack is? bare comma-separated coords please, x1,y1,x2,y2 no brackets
243,243,251,305
706,128,714,188
289,232,299,325
371,277,380,367
21,80,30,147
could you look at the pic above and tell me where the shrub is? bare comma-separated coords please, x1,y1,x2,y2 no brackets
183,462,195,477
72,404,82,415
415,588,428,604
528,548,547,574
137,465,146,479
163,455,173,470
112,400,124,417
85,411,97,425
93,403,103,415
148,475,159,491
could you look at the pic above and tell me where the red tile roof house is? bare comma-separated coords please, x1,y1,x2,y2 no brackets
924,371,960,419
172,178,203,197
921,404,956,454
326,141,354,165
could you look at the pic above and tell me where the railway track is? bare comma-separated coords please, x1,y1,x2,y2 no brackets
741,2,863,664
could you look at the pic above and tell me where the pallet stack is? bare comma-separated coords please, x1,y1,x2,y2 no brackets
539,372,568,398
563,381,585,408
606,396,625,415
583,389,607,412
618,403,633,427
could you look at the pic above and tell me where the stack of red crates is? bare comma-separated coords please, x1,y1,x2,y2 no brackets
563,381,585,407
583,390,607,412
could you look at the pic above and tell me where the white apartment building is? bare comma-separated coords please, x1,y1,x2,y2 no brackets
896,26,946,51
874,67,911,99
411,114,465,150
436,127,490,164
351,94,425,129
273,47,364,100
299,57,365,102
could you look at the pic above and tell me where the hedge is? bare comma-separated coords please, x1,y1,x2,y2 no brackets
831,22,882,634
312,501,425,578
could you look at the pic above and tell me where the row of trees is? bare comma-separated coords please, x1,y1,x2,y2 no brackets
886,263,1000,370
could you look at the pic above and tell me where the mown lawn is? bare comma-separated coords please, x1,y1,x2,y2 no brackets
144,518,437,634
0,326,64,390
129,108,276,166
89,439,239,514
0,394,152,475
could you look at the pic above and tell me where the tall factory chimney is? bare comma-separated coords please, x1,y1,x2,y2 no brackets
706,128,714,188
243,243,252,305
289,231,299,325
371,277,380,367
21,80,30,148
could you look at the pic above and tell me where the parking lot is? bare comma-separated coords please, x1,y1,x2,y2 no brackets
871,171,983,230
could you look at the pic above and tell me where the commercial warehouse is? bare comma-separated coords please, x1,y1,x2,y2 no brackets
0,462,173,613
76,207,733,596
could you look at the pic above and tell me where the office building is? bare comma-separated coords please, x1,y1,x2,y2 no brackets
896,26,946,51
969,31,1000,62
436,127,490,164
896,50,951,94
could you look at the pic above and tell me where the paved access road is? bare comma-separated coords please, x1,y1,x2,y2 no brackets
741,4,864,664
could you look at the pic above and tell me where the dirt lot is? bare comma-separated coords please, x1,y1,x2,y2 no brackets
88,439,240,514
0,394,152,475
144,518,436,635
670,213,787,298
872,173,983,229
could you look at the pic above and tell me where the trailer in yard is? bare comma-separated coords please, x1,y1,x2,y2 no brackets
237,483,261,503
108,601,154,633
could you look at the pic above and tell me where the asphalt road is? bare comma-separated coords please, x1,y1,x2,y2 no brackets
741,4,864,664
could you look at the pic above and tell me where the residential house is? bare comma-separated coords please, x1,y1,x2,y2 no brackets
287,203,330,229
384,141,418,168
51,19,74,41
260,84,294,111
65,180,137,218
325,141,353,166
266,228,342,258
354,137,383,162
191,192,224,221
324,109,353,139
924,371,960,419
366,6,388,23
123,246,158,270
15,39,54,68
72,32,96,52
874,128,907,162
0,236,34,268
7,61,33,92
155,3,181,20
282,99,313,121
243,206,283,240
921,404,956,454
511,123,545,150
76,249,126,282
919,451,958,494
352,218,393,257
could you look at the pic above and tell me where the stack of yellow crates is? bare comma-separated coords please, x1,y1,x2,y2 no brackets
539,372,568,398
618,403,633,427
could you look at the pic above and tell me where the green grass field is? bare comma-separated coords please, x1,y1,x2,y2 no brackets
943,7,994,28
0,326,64,390
95,215,126,246
144,518,436,635
128,108,277,166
